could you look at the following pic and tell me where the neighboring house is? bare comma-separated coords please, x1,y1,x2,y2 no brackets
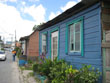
19,30,39,60
19,36,29,56
38,0,110,82
28,30,39,60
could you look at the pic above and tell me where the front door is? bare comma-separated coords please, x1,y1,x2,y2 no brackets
102,30,110,83
51,31,58,61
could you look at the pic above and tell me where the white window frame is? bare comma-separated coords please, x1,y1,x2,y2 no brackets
69,21,81,52
51,31,58,61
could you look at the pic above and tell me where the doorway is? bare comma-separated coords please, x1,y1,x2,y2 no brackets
51,31,58,61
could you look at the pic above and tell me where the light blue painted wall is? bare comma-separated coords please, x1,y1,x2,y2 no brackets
39,3,102,72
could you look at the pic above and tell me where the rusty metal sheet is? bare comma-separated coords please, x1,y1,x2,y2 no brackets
102,14,110,22
102,8,110,14
102,22,110,30
102,8,110,30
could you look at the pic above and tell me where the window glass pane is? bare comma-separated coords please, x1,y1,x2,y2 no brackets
75,33,80,51
42,34,46,41
75,22,80,32
75,22,81,51
42,34,47,53
53,37,58,59
69,24,74,51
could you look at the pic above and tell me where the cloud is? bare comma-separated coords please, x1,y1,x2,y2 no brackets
0,3,35,41
48,0,79,20
29,0,39,2
0,0,17,2
49,11,61,20
21,1,26,6
61,1,77,11
23,4,46,24
9,0,17,2
78,0,81,2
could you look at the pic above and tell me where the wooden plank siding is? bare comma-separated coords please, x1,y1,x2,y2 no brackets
39,3,102,72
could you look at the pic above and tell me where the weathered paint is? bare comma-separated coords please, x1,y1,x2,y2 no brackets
39,2,102,74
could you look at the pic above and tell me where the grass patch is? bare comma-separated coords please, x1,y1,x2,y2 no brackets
35,77,41,83
20,66,25,71
25,66,33,70
27,72,41,83
28,72,34,77
19,65,33,71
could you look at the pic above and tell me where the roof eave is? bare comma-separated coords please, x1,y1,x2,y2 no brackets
37,0,100,31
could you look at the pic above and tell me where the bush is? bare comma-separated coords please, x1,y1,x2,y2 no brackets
49,58,69,83
74,65,101,83
32,53,52,77
28,60,33,64
1,48,5,51
32,57,101,83
65,65,79,83
32,58,69,83
16,47,22,58
32,58,52,76
65,65,101,83
33,63,39,72
38,58,52,76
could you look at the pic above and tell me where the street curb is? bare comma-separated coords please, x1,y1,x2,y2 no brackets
16,58,24,83
16,58,37,83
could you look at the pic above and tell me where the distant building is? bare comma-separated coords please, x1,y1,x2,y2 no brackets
4,41,12,48
6,41,12,44
0,36,4,50
19,30,39,61
19,36,29,55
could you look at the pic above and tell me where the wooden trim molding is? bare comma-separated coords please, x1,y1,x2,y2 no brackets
102,42,110,48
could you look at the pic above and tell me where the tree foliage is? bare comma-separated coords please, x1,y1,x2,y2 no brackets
32,23,45,31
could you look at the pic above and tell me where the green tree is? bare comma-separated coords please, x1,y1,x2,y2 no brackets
32,23,45,31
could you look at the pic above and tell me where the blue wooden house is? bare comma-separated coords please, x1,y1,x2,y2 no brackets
37,0,110,82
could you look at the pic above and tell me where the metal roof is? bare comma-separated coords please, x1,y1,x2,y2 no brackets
37,0,101,31
19,36,29,41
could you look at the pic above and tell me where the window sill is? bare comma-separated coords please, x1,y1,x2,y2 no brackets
68,52,81,56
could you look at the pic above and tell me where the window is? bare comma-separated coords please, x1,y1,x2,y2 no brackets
42,33,47,54
65,17,83,56
69,21,81,52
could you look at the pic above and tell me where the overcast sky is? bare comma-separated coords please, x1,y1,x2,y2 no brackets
0,0,81,42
